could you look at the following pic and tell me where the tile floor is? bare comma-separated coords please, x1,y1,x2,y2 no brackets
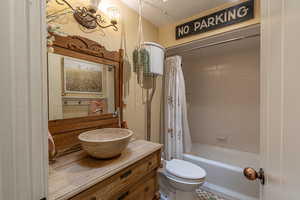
196,189,229,200
159,188,231,200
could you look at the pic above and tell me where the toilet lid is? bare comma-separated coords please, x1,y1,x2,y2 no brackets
166,159,206,180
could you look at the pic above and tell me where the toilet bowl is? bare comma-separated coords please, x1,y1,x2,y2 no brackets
158,159,206,200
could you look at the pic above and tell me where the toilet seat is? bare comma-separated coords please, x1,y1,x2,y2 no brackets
165,171,205,184
159,159,206,193
166,159,206,182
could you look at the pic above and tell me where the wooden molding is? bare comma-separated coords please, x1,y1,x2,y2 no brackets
51,33,121,62
1,0,48,198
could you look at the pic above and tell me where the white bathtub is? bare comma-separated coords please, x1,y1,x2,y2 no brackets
183,143,260,200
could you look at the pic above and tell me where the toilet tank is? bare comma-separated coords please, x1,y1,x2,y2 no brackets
143,42,165,76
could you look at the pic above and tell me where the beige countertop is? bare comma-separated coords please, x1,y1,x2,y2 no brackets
48,140,162,200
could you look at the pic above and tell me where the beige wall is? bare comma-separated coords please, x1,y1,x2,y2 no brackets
182,38,260,153
158,0,260,48
47,0,161,142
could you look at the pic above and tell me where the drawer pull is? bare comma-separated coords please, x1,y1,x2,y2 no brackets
144,186,149,192
147,161,153,170
120,170,132,179
90,197,97,200
117,191,129,200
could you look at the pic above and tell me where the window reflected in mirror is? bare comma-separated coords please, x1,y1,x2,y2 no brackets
48,53,115,120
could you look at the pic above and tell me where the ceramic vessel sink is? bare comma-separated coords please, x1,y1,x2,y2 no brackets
78,128,133,159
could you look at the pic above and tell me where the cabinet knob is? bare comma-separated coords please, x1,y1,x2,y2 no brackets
118,191,129,200
147,161,153,170
120,170,132,179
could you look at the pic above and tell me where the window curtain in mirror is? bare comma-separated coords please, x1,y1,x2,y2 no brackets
163,56,192,160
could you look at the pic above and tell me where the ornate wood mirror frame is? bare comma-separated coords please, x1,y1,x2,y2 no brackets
48,33,124,157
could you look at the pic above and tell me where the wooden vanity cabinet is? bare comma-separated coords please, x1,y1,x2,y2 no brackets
70,150,161,200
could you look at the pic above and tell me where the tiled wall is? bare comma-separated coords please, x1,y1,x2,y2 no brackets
182,38,260,153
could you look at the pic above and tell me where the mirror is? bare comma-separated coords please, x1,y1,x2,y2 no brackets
47,33,124,157
48,53,116,120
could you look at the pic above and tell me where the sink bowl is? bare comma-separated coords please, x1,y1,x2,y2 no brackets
78,128,134,159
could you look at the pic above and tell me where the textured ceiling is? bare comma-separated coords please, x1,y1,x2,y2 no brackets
120,0,238,27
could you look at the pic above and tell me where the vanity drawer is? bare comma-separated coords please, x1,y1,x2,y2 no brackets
111,172,157,200
70,151,160,200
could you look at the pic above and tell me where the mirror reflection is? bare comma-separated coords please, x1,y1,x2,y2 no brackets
48,53,115,120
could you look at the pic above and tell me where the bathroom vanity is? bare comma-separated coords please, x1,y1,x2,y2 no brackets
47,34,162,200
49,140,162,200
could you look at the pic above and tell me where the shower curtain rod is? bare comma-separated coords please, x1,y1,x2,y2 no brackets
169,34,260,56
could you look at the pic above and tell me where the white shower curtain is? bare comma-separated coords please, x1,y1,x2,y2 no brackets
163,56,192,160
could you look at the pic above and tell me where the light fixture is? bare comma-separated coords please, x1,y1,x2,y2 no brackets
107,6,120,25
89,0,101,11
53,0,119,31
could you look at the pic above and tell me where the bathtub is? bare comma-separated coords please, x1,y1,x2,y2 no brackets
183,143,259,200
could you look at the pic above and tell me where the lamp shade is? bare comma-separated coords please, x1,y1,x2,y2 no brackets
89,0,101,11
107,6,120,23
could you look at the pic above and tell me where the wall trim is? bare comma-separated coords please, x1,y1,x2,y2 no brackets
0,0,48,199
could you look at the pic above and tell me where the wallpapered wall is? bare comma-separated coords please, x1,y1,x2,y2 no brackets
47,0,162,142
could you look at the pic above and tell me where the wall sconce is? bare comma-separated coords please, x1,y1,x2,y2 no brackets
107,6,120,26
53,0,119,31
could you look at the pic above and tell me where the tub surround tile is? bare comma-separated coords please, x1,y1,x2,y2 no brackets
182,42,260,154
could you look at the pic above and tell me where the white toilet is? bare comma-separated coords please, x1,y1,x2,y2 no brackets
158,159,206,200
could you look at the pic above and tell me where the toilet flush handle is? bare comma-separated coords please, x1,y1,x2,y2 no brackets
243,167,265,185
